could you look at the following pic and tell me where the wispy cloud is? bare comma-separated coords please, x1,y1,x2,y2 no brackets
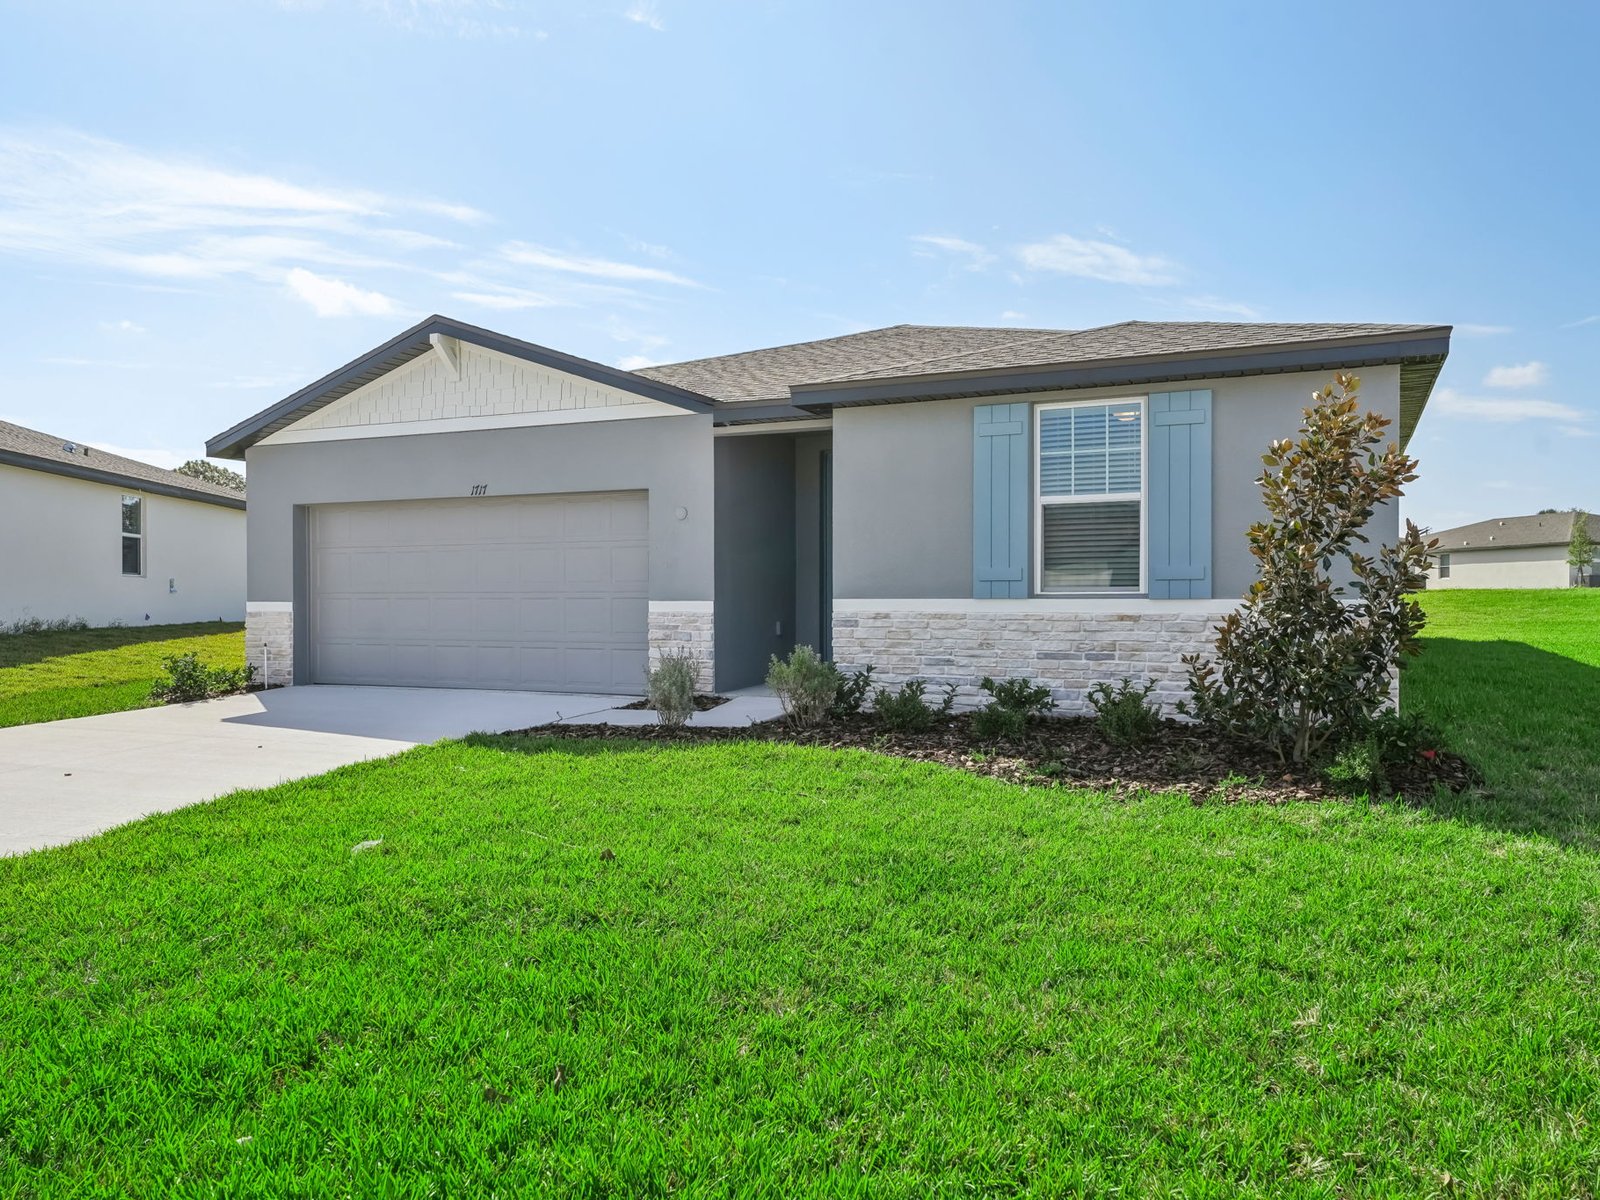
1179,294,1262,320
625,0,664,30
910,234,996,271
285,267,396,317
1431,386,1587,424
449,287,561,311
41,356,153,370
87,441,189,470
1563,314,1600,329
1016,233,1179,286
100,318,147,334
501,241,700,286
280,0,540,40
1483,361,1548,389
617,354,658,370
1457,323,1512,337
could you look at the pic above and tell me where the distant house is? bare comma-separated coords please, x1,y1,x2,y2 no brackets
1426,511,1600,589
0,421,246,627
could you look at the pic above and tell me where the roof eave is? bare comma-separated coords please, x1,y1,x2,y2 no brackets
0,449,246,510
789,331,1453,437
207,315,717,460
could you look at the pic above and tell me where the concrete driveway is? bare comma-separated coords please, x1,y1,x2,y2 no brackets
0,685,632,856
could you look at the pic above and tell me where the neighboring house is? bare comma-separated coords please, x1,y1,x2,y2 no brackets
208,316,1449,710
1426,511,1600,589
0,421,246,627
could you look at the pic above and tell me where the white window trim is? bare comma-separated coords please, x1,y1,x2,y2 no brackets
121,494,145,578
1033,396,1148,597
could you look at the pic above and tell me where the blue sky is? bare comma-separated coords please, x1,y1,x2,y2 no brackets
0,0,1595,530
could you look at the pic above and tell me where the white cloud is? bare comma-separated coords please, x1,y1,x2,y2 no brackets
1430,386,1587,424
1562,314,1600,329
100,318,146,334
41,356,152,369
450,287,562,310
284,267,396,317
1016,233,1179,286
501,241,699,286
617,354,658,370
1483,361,1548,388
998,310,1028,322
281,0,538,40
1457,323,1512,337
910,234,996,271
625,0,664,30
1180,294,1262,320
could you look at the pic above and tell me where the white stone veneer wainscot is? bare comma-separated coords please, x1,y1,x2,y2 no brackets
647,602,715,692
830,600,1241,715
245,603,294,687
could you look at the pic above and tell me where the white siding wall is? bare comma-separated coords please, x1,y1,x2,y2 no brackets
0,464,245,626
1427,543,1577,589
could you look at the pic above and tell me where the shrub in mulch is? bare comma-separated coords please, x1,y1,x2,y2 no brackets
510,712,1479,805
615,694,728,712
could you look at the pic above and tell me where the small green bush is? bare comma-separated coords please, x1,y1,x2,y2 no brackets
767,645,839,727
1324,708,1439,795
646,650,700,728
971,676,1056,742
150,653,255,704
830,665,875,719
872,679,955,734
2,615,90,636
1087,677,1162,746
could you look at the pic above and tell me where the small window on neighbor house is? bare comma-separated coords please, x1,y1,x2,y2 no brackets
1036,399,1144,593
121,495,143,576
1439,552,1451,579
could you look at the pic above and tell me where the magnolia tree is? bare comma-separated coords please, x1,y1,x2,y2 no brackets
1180,374,1436,763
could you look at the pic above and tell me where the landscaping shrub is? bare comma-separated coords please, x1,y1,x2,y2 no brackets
872,679,955,733
1087,677,1162,746
972,676,1056,742
1324,707,1440,795
766,645,839,727
1181,374,1435,763
645,649,700,728
829,665,875,719
2,616,89,636
150,653,254,703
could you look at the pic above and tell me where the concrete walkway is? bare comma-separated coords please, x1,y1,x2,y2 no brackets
0,684,787,856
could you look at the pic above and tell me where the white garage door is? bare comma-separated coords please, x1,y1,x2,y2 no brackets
309,491,648,692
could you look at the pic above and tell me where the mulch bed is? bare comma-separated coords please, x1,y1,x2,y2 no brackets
615,693,729,712
512,712,1479,805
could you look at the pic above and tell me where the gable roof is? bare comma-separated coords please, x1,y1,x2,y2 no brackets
1432,511,1600,552
206,315,717,459
209,316,1451,456
0,420,245,510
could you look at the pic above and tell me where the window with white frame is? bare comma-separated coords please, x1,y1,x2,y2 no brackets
1438,552,1451,579
121,495,144,576
1036,399,1144,593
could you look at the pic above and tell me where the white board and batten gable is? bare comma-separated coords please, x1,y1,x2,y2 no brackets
259,337,687,448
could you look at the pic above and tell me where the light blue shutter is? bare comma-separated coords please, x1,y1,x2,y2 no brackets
973,403,1030,598
1147,390,1213,599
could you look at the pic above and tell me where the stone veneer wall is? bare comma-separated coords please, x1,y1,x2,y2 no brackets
647,605,715,693
830,606,1236,715
245,606,294,687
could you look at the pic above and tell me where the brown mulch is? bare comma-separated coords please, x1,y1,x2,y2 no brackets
510,712,1480,805
615,693,729,712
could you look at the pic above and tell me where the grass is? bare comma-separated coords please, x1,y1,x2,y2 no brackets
3,738,1599,1196
1407,589,1600,848
0,621,244,728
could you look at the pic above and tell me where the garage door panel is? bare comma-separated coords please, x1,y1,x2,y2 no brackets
310,492,648,692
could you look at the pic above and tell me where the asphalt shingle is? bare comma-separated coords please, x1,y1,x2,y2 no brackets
0,420,244,503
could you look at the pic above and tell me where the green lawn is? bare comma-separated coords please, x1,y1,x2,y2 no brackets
1408,589,1600,849
0,621,244,728
3,737,1599,1196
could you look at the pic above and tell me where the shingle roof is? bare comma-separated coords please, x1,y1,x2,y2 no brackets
635,324,1063,404
1432,511,1600,552
0,420,245,508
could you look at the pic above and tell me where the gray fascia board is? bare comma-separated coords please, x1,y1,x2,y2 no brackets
0,450,247,510
711,402,820,426
790,332,1453,411
206,315,716,459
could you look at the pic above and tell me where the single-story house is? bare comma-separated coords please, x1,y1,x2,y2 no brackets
207,316,1450,710
1426,511,1599,589
0,421,246,627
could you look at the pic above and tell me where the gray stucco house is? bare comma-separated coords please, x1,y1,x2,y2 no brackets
208,316,1450,711
1426,511,1599,589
